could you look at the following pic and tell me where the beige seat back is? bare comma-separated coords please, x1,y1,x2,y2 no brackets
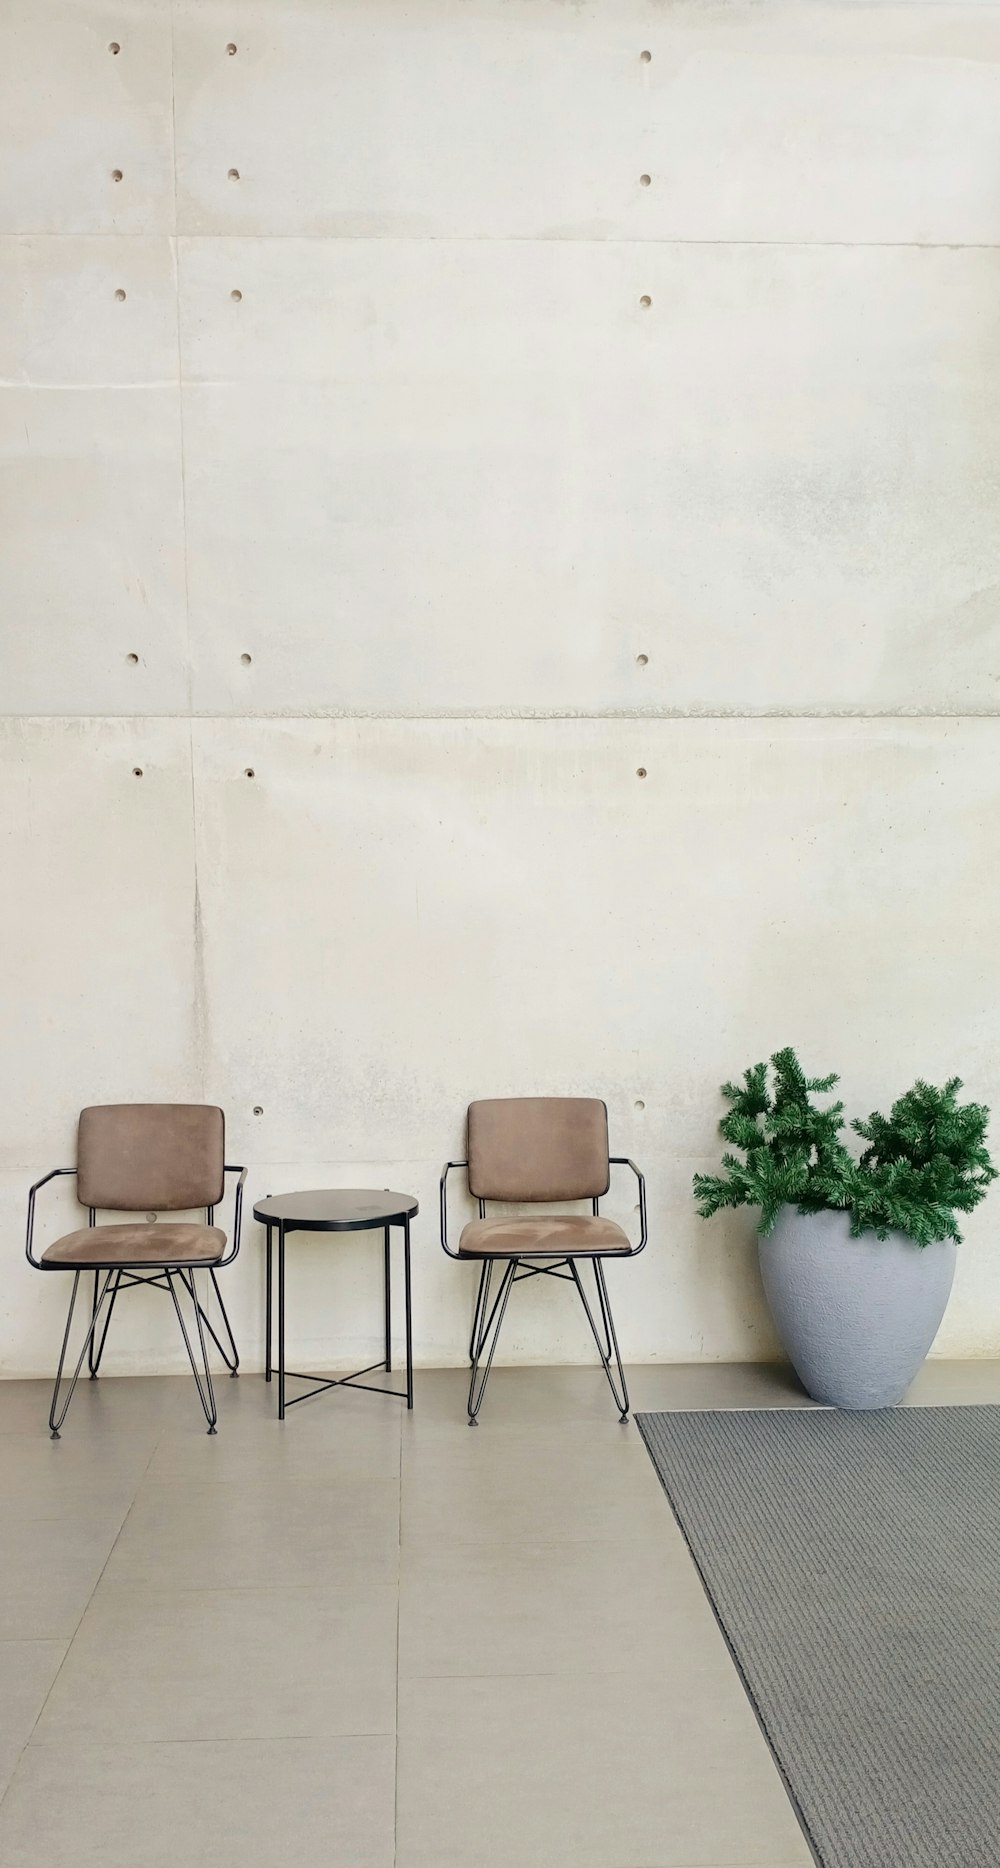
77,1105,225,1211
467,1098,610,1203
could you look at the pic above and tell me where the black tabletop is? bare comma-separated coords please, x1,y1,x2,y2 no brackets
253,1188,418,1232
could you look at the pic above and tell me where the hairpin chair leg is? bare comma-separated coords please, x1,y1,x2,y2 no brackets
177,1267,239,1377
49,1269,118,1439
568,1257,630,1422
469,1261,490,1364
166,1268,218,1433
87,1267,122,1378
467,1257,518,1424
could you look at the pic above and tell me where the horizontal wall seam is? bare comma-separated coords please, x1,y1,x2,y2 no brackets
5,710,1000,725
3,235,1000,251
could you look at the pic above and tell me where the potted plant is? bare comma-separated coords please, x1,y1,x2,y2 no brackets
694,1047,996,1408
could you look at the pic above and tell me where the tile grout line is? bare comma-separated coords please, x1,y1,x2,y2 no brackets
0,1430,163,1816
394,1421,402,1868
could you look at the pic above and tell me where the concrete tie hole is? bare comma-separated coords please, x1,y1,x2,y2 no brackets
640,49,651,62
634,1099,646,1112
636,653,648,667
639,173,651,188
253,1105,263,1117
126,652,139,665
108,41,121,55
112,169,123,183
228,167,240,181
244,767,256,778
132,767,143,778
639,295,652,309
145,1213,157,1223
636,766,647,779
240,652,252,665
114,288,126,302
231,288,243,301
227,42,237,55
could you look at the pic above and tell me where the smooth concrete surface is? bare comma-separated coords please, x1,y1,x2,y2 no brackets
1,1359,997,1866
3,0,1000,1379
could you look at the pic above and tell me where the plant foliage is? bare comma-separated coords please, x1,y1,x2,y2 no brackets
693,1048,996,1246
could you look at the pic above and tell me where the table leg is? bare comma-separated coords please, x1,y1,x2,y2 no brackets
265,1222,272,1383
278,1220,286,1421
383,1225,392,1372
403,1213,413,1409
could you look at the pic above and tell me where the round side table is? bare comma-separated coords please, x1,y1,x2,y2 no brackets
252,1188,417,1419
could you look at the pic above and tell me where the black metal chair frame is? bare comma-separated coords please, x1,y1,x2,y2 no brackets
26,1164,247,1437
440,1156,646,1424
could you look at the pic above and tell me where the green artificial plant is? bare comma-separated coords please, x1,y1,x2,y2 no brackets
693,1046,996,1246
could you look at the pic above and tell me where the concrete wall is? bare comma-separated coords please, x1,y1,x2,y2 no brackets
2,0,999,1377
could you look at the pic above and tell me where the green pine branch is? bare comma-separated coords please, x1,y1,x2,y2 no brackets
694,1049,997,1246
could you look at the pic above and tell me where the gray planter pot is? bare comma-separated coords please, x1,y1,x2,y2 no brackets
758,1206,956,1409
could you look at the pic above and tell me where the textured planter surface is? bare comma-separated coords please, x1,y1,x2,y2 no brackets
758,1207,957,1409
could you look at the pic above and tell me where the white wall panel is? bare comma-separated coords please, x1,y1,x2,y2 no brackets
189,716,1000,1368
0,718,199,1170
182,240,1000,717
173,0,1000,243
4,0,1000,1382
0,238,177,386
0,389,188,714
0,1,174,236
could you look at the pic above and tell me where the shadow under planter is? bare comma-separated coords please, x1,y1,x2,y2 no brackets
758,1208,957,1410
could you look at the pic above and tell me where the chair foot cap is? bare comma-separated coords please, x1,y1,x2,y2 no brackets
50,1430,60,1440
207,1425,218,1435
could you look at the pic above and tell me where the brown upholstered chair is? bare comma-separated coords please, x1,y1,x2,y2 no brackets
440,1097,646,1423
26,1105,247,1437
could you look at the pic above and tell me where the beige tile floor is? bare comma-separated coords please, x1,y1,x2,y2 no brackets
0,1356,996,1867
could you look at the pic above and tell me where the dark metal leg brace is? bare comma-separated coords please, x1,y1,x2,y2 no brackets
167,1267,218,1433
569,1257,630,1420
49,1270,118,1438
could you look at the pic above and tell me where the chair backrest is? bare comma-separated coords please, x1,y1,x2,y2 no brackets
467,1098,610,1203
77,1105,225,1211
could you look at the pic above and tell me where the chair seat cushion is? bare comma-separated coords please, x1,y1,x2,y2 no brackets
42,1223,226,1269
458,1215,631,1258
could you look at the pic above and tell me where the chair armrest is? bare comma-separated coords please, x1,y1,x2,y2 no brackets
608,1157,647,1254
215,1164,248,1267
440,1161,469,1260
26,1168,77,1268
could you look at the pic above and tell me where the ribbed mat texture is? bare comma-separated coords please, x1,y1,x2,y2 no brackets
637,1405,1000,1868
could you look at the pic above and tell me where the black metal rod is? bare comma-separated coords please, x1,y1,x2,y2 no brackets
469,1261,489,1364
403,1213,413,1409
177,1268,239,1376
49,1269,118,1438
383,1224,392,1373
594,1258,629,1419
207,1267,240,1374
165,1269,218,1432
471,1259,494,1361
265,1222,272,1383
277,1220,285,1421
88,1268,122,1376
568,1257,630,1420
467,1257,517,1423
188,1267,219,1431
